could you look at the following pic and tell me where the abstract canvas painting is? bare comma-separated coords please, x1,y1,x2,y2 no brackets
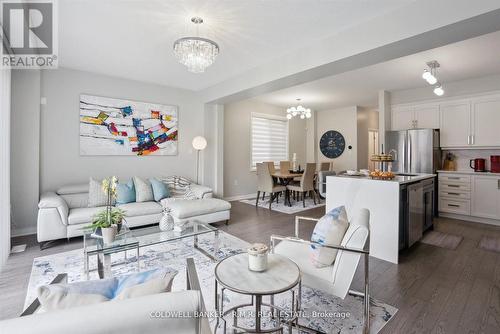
79,94,178,156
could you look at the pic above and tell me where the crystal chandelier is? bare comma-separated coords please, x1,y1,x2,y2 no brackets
173,17,219,73
286,99,312,119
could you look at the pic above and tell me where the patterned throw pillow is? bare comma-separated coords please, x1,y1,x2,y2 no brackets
88,177,111,207
37,269,177,311
116,180,136,204
133,177,154,202
310,205,349,268
161,176,197,199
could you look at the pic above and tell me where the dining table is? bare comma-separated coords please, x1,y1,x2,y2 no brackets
271,171,302,207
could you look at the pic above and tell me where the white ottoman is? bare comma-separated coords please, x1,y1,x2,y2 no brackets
161,198,231,225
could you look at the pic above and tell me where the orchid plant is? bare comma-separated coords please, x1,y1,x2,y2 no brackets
85,176,125,230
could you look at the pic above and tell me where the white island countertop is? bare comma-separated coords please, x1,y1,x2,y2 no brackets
336,173,436,184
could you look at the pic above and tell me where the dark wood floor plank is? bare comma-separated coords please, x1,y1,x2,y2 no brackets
2,201,500,334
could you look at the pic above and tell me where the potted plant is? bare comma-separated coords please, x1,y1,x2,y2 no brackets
84,176,125,243
86,207,126,243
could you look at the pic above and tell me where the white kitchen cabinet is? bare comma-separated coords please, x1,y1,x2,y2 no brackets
391,106,414,130
391,104,439,130
471,96,500,147
471,175,500,219
439,102,471,148
414,104,440,129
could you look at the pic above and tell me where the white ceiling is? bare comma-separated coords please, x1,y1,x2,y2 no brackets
254,31,500,110
58,0,415,91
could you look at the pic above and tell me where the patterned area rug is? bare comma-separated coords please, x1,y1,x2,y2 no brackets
240,196,325,214
478,236,500,253
26,231,396,333
420,230,463,250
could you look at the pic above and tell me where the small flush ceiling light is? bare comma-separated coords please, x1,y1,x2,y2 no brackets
433,83,444,96
286,99,311,120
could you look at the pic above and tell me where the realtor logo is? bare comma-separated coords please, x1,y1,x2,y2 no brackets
1,0,58,69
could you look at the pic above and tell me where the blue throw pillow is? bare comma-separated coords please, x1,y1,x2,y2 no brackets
116,180,136,204
150,178,170,202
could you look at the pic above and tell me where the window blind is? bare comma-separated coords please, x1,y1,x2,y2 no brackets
251,114,288,168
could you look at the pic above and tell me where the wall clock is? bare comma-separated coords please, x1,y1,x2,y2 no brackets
319,130,346,158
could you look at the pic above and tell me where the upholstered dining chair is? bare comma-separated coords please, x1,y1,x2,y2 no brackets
256,163,286,210
280,161,291,174
320,162,331,171
286,163,317,207
265,161,276,174
271,209,371,334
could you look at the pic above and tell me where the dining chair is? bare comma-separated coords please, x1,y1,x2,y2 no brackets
280,161,290,174
265,161,276,174
256,163,286,210
270,209,371,334
320,162,331,171
286,163,317,207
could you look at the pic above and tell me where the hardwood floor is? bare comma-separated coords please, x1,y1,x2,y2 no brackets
1,200,500,333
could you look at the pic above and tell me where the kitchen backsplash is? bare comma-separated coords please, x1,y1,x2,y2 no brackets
443,149,500,171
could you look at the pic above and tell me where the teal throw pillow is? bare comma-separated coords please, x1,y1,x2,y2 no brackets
150,178,170,202
116,180,136,204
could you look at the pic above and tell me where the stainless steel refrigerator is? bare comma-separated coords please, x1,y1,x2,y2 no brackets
386,129,441,174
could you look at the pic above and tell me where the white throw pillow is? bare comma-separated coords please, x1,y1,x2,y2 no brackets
88,177,110,207
310,205,349,268
37,269,177,311
133,176,154,202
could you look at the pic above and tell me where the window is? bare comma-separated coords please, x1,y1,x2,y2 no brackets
251,113,288,169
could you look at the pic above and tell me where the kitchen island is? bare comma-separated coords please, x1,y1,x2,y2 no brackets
326,173,436,264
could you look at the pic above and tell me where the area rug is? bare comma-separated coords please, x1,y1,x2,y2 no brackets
478,236,500,253
26,231,396,333
240,196,325,214
420,230,463,250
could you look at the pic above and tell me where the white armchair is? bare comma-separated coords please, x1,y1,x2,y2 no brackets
271,209,370,334
1,258,211,334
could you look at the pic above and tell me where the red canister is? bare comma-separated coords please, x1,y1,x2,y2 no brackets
491,156,500,173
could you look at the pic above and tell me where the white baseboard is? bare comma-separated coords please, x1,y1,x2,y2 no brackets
224,193,256,201
11,226,36,237
439,212,500,227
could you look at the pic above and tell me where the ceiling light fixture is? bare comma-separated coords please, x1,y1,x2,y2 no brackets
422,69,437,85
286,99,312,120
422,61,444,96
173,17,220,73
433,83,444,96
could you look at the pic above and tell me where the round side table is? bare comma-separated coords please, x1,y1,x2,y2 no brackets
214,253,301,333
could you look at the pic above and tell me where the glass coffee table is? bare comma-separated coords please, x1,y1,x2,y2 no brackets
83,220,219,279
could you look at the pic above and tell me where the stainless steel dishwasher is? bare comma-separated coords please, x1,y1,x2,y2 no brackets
407,181,424,247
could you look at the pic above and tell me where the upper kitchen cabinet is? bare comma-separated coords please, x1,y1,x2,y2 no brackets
440,102,471,148
391,91,500,148
414,104,440,129
471,95,500,147
391,106,414,130
391,104,439,130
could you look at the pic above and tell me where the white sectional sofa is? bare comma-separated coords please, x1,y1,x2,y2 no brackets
37,176,231,247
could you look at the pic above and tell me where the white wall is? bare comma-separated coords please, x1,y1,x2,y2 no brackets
316,106,358,172
10,70,41,236
391,73,500,105
10,68,205,235
0,69,11,270
357,108,379,170
223,99,306,198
